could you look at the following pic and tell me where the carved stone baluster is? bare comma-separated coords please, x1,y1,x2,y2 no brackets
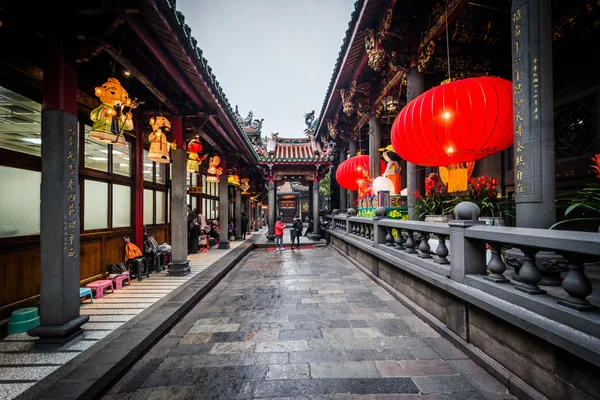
485,242,509,283
558,252,598,311
369,225,374,241
353,222,358,235
359,224,365,237
405,230,417,254
394,229,403,250
433,234,449,264
417,232,431,258
385,228,394,246
515,247,546,295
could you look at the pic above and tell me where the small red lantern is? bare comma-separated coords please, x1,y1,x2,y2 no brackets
391,77,513,166
336,155,385,191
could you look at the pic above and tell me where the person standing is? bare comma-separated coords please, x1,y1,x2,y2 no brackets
275,217,285,252
187,205,199,254
292,215,303,250
241,212,249,240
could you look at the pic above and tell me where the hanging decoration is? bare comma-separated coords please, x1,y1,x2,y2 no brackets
335,155,386,191
439,162,475,193
186,135,207,173
147,116,175,163
391,77,513,166
206,156,223,182
379,144,402,194
89,78,136,146
241,178,251,193
228,174,241,186
372,176,396,196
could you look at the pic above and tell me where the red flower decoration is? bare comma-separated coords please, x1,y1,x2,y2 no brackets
413,190,423,201
591,154,600,180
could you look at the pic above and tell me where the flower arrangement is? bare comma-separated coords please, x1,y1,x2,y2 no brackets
467,175,514,218
413,173,458,218
552,154,600,231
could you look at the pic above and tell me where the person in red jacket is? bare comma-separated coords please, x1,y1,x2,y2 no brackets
275,217,285,252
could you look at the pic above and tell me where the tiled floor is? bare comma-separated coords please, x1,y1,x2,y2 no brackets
0,230,264,400
104,245,515,399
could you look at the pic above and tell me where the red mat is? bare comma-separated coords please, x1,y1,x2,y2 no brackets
267,245,315,251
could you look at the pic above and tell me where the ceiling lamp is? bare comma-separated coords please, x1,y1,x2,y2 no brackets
148,116,174,163
391,77,513,166
336,155,386,191
382,93,400,114
89,77,136,146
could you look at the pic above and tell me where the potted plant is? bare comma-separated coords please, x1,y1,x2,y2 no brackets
552,154,600,232
468,175,514,226
414,173,458,222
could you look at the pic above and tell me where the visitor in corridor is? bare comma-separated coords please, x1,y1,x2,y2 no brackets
275,217,285,252
292,215,303,250
228,220,236,240
187,205,199,254
241,212,249,240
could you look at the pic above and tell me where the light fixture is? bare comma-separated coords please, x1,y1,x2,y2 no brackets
90,156,108,161
143,163,153,167
21,137,41,145
124,71,131,76
382,93,400,113
206,175,219,182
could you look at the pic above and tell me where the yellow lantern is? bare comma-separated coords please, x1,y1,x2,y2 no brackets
89,78,135,146
439,162,475,193
148,116,175,163
186,135,206,173
228,174,240,186
207,156,223,181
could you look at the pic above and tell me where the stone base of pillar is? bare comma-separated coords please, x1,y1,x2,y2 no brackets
218,241,230,249
308,233,322,241
167,260,190,276
235,235,242,240
266,235,275,241
28,315,89,349
254,227,259,232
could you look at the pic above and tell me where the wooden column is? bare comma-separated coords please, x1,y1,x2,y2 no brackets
134,121,144,248
29,5,89,346
511,0,556,228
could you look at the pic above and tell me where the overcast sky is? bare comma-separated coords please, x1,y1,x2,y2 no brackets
177,0,356,138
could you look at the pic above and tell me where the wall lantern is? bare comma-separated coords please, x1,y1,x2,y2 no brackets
391,77,513,166
148,116,174,163
382,94,400,114
89,77,135,146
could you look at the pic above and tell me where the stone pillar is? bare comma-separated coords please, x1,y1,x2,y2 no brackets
339,143,347,209
266,175,276,241
309,176,321,240
168,116,190,275
406,63,426,220
369,114,381,178
348,138,358,207
134,120,144,248
512,0,556,228
218,156,230,248
235,188,242,240
308,181,314,223
29,21,90,346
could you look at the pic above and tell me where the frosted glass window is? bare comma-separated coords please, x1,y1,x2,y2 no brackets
84,180,108,230
112,184,131,228
191,196,198,213
85,125,109,172
112,144,131,176
143,150,153,182
156,163,166,184
0,166,41,237
156,191,166,224
0,86,42,157
144,189,154,225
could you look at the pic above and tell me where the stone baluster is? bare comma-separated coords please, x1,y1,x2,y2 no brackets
417,232,431,258
394,229,403,250
433,234,449,264
360,224,365,237
404,230,417,254
557,252,598,311
515,247,546,295
353,222,358,235
385,228,394,246
369,225,374,241
485,242,509,283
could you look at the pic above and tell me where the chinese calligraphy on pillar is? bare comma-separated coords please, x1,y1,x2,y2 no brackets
511,1,543,203
64,122,79,258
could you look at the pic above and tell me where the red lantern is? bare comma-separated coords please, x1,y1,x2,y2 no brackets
336,155,385,191
391,77,513,166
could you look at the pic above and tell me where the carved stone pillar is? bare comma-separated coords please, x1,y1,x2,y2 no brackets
235,188,242,240
369,114,381,178
348,138,358,207
406,64,426,220
218,156,230,249
309,175,321,240
266,175,276,241
511,0,556,228
338,142,347,209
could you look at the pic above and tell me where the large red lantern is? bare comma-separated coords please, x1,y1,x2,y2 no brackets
336,155,385,191
391,77,513,166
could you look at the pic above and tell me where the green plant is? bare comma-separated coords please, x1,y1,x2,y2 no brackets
413,173,458,218
551,154,600,230
468,175,515,218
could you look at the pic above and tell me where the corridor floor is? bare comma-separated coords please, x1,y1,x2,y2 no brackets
104,246,514,400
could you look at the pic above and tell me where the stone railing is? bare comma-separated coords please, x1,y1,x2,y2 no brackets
325,203,600,315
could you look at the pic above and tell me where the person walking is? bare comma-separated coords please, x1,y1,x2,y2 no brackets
187,205,199,254
292,215,303,250
275,217,285,252
241,212,249,240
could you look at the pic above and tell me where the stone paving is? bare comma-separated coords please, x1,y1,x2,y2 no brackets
0,230,264,400
104,245,515,400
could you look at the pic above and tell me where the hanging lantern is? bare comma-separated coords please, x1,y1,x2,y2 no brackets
187,135,206,173
147,116,174,163
89,78,135,146
241,178,250,193
336,155,386,191
391,77,513,166
206,156,223,182
228,174,240,186
439,162,475,193
372,176,396,196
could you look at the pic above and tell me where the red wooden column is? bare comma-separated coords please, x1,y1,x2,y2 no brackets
134,118,144,248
